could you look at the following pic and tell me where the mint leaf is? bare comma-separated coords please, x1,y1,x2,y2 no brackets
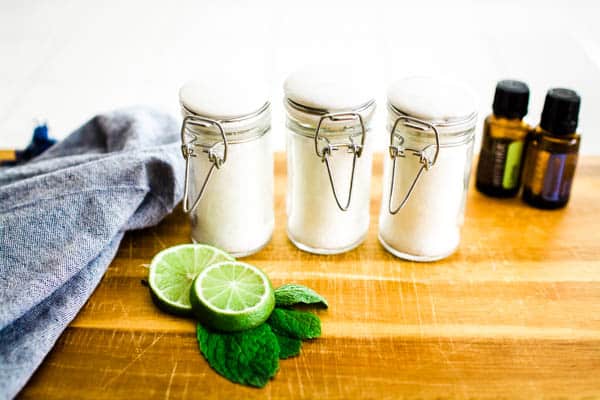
274,284,328,308
196,323,280,388
267,308,321,340
274,333,302,359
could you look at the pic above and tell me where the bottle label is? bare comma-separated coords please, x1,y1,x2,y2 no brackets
528,150,578,201
502,141,524,189
477,135,524,190
530,150,549,195
541,153,578,201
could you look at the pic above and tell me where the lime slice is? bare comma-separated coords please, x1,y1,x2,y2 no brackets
190,261,275,332
148,244,234,316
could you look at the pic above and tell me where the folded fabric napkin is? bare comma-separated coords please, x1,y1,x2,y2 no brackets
0,107,184,399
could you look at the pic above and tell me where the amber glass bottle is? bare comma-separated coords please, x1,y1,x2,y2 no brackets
521,88,581,209
476,80,530,197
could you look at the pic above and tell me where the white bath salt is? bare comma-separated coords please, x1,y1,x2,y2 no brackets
379,134,474,259
188,132,274,255
179,78,274,257
286,130,374,252
378,77,477,261
284,65,376,254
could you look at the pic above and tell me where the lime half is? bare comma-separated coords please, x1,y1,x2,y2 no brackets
190,261,275,332
148,244,234,316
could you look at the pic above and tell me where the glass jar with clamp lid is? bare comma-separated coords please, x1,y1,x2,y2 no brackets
179,79,274,257
379,77,477,261
284,66,376,254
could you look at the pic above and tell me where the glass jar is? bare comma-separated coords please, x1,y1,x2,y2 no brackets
379,77,477,261
284,67,376,254
179,81,274,257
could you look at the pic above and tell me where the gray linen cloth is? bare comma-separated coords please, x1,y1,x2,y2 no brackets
0,107,184,399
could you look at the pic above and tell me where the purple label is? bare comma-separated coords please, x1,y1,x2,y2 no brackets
541,154,566,201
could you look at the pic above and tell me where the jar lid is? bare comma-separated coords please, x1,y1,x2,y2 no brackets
284,65,375,111
179,78,269,120
387,77,477,132
284,65,376,128
179,77,270,139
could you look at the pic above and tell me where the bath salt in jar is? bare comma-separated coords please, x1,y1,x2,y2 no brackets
379,77,477,261
179,79,274,257
284,66,376,254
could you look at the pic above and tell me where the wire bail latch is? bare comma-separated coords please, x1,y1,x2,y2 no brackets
387,115,440,214
181,115,228,214
313,112,366,212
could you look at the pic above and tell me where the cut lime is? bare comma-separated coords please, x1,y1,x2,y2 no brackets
190,261,275,332
148,244,234,316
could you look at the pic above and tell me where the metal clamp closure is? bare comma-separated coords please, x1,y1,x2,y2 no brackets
181,115,228,214
388,115,440,214
314,112,366,212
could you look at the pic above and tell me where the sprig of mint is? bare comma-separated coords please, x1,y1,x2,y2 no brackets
274,283,329,308
267,308,321,340
196,283,327,388
196,323,280,388
273,333,302,359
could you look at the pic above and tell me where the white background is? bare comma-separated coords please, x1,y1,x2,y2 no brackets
1,0,599,154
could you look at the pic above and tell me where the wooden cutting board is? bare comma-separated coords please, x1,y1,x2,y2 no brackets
19,154,600,399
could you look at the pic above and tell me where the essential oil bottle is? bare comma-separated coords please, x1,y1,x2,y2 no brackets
476,80,530,197
521,88,581,209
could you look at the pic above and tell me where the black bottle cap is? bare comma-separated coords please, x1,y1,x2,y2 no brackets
540,88,581,135
492,80,530,119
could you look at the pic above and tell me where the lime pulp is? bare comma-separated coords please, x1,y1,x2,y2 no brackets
148,244,234,316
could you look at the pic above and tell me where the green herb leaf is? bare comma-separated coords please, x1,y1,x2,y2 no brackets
274,283,329,308
267,308,321,340
274,333,302,359
196,323,280,388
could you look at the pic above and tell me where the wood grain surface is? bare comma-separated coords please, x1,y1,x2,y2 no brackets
19,154,600,399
